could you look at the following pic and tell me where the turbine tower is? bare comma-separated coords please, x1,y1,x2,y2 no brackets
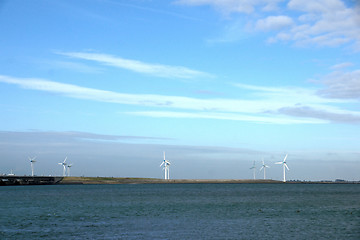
58,157,67,176
249,160,256,180
275,154,289,182
259,159,270,179
67,164,73,176
29,156,37,176
160,151,171,180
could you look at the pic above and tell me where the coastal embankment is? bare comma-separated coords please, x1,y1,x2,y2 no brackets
2,176,357,185
60,177,282,184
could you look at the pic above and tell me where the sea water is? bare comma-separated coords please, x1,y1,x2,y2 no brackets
0,183,359,239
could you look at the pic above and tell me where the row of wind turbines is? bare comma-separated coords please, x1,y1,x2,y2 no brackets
250,154,289,182
28,156,73,177
160,152,290,182
58,157,73,177
30,153,288,181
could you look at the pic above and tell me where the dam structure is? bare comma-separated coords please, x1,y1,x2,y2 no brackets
0,175,64,186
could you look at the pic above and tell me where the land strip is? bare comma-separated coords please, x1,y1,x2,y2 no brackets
60,177,282,184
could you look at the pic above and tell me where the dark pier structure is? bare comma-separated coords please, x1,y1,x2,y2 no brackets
0,176,64,186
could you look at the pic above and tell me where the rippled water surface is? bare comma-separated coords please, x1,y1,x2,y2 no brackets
1,183,359,239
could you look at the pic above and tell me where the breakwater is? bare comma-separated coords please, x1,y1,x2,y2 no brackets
0,176,63,186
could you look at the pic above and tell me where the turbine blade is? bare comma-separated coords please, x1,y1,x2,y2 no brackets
283,154,288,162
275,162,282,164
259,166,264,171
284,163,289,170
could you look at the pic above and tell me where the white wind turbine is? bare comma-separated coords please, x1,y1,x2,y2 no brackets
259,159,270,179
29,156,37,176
58,157,67,176
160,151,171,180
249,160,256,180
67,163,73,176
275,154,289,182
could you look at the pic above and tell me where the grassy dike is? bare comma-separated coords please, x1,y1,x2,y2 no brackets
60,177,282,184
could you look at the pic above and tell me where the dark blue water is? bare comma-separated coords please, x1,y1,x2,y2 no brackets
1,184,359,239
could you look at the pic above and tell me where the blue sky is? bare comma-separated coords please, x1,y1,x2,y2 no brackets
0,0,359,180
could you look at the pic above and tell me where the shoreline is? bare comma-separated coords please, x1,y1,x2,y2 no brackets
2,176,358,185
60,177,281,184
59,177,359,185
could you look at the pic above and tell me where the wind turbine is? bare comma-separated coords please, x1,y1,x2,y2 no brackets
259,158,270,179
67,163,73,176
29,156,37,176
160,151,171,180
249,160,256,180
58,157,67,176
275,154,289,182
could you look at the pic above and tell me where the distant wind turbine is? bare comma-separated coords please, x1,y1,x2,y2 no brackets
160,151,171,180
250,160,256,180
29,156,37,176
275,154,289,182
259,159,270,179
58,157,67,176
67,163,73,176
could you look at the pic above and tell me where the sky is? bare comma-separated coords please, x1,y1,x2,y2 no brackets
0,0,359,181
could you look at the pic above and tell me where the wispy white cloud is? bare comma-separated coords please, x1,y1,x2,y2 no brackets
177,0,360,49
1,75,359,124
255,15,294,31
233,83,346,104
233,82,360,123
330,62,354,70
317,69,360,99
0,130,167,144
57,51,212,79
0,75,177,106
288,0,345,14
279,0,360,48
206,20,248,43
109,1,200,21
46,60,103,73
127,111,327,124
278,106,360,124
175,0,284,15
